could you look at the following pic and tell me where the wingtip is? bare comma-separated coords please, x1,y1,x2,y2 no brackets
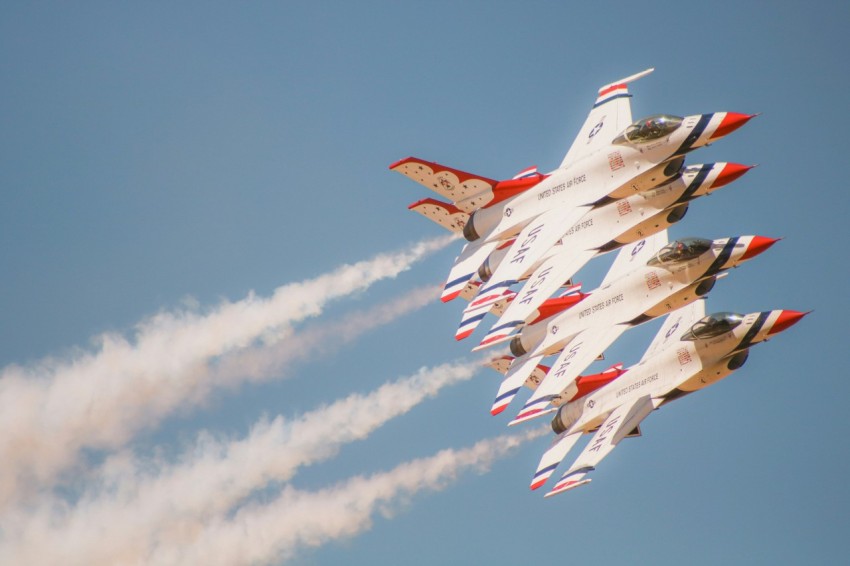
545,478,592,498
388,156,413,170
441,291,461,303
472,339,500,352
455,330,473,341
474,333,513,351
509,407,555,427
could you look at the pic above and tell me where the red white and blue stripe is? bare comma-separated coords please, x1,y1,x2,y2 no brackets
455,289,515,340
593,83,630,108
468,279,517,310
490,386,522,416
545,467,594,497
530,462,561,491
515,394,558,422
512,165,539,180
509,405,557,427
490,356,543,415
441,272,474,302
474,319,523,351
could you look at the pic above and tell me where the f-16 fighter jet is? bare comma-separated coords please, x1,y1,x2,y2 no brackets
529,300,808,496
487,230,778,422
392,68,755,304
456,161,754,340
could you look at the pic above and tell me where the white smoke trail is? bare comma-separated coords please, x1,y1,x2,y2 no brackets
0,361,483,565
0,235,454,507
211,283,439,384
151,428,546,566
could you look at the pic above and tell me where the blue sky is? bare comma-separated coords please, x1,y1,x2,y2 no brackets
1,1,847,564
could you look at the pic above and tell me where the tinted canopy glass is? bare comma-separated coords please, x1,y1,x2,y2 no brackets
619,114,683,143
682,312,744,341
648,237,713,266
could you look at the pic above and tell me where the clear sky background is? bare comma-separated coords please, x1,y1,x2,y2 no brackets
1,1,847,564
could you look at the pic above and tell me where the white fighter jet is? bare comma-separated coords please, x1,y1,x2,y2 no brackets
392,68,755,305
530,300,808,496
487,230,778,422
456,161,754,341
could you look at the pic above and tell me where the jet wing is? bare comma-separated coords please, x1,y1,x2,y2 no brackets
546,395,657,496
463,205,591,314
530,430,583,490
456,288,516,340
408,198,469,233
559,69,654,169
511,324,628,425
480,247,597,347
442,239,501,302
639,298,707,363
599,229,668,288
390,157,498,211
486,355,550,392
491,355,546,416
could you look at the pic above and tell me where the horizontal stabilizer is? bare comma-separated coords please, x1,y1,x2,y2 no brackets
442,240,500,302
531,430,583,490
485,356,515,375
486,355,551,392
491,355,542,416
408,198,469,233
473,324,521,351
509,406,557,427
390,157,497,210
545,474,592,497
456,288,514,340
457,279,482,302
488,291,516,317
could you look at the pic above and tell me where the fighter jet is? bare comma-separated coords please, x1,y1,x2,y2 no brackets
487,230,778,422
530,300,808,496
391,69,755,304
456,161,754,340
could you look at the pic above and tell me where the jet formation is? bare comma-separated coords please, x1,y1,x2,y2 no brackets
390,68,807,497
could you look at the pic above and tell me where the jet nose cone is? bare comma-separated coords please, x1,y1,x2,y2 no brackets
741,235,780,260
709,112,758,141
711,163,757,188
768,310,810,335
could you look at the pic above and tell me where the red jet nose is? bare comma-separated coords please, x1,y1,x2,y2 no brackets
768,310,810,335
741,236,780,260
709,112,758,140
711,163,757,188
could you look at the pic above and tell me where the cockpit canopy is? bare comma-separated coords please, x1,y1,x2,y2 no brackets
647,237,713,266
681,312,744,341
615,114,684,144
